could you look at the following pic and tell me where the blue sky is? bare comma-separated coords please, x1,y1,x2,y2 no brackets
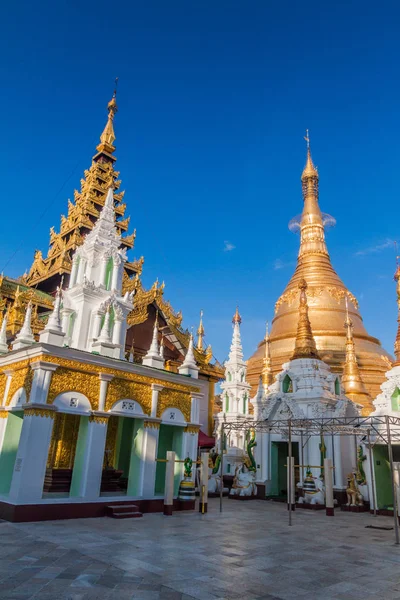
1,1,399,363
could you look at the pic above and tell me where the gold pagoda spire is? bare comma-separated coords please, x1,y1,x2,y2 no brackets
291,279,321,360
394,263,400,364
262,321,273,388
197,310,205,351
232,306,242,324
299,131,328,259
342,297,372,414
96,81,118,158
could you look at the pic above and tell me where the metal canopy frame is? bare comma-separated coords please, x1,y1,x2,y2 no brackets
218,415,400,544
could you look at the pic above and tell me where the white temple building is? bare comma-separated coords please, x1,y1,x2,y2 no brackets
0,187,210,521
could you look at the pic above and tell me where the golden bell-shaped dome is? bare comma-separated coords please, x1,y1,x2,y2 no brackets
247,140,392,406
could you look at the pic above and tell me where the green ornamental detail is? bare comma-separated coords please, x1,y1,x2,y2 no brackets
211,452,221,475
246,429,257,472
356,445,367,485
183,457,193,478
319,433,327,478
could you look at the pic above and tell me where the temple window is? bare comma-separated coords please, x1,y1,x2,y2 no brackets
225,393,229,412
335,378,340,395
227,372,232,382
243,393,247,413
282,374,293,393
241,371,245,382
391,387,400,412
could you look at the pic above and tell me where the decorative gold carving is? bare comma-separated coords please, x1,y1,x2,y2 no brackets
275,285,359,314
24,407,55,418
47,367,100,408
89,415,109,425
143,420,160,429
156,389,191,422
0,374,6,405
26,94,135,289
104,415,118,468
6,367,34,406
39,354,199,394
0,410,8,419
185,425,200,434
47,413,80,468
105,378,152,414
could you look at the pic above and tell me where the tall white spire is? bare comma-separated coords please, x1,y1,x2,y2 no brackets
219,308,250,415
143,315,165,369
229,307,244,363
40,287,66,347
0,313,9,354
179,333,199,379
46,287,63,332
13,302,35,350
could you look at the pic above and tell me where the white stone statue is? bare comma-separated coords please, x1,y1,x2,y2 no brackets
298,473,325,505
229,463,257,497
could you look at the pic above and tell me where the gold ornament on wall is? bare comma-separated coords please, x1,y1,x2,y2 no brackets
156,389,191,422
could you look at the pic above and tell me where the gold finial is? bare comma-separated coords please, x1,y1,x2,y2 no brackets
96,82,119,155
342,295,371,413
232,306,242,325
291,279,320,360
301,130,318,181
304,128,310,150
262,320,273,388
197,310,205,351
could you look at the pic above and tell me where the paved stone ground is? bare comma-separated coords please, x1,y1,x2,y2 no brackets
1,499,400,600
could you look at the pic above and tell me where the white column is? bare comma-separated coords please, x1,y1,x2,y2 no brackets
199,451,209,513
70,258,79,287
325,457,334,516
163,450,175,515
61,308,74,340
333,435,344,488
99,258,108,288
112,317,123,346
9,406,56,503
76,257,86,284
190,394,202,423
140,423,160,497
0,410,8,454
98,374,113,411
111,262,120,292
70,415,108,499
29,361,59,404
92,312,103,340
151,384,163,418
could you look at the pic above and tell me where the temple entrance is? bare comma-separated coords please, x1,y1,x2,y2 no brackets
373,445,400,510
155,424,184,495
44,413,80,494
269,441,299,499
0,411,24,495
100,415,143,496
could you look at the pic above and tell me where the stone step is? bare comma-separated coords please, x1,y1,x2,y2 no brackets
106,504,143,519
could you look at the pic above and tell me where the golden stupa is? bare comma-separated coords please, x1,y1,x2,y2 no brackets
247,136,392,409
